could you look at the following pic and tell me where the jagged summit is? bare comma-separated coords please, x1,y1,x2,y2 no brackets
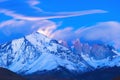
0,32,120,75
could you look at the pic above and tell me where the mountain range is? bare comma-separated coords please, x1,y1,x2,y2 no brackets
0,32,120,80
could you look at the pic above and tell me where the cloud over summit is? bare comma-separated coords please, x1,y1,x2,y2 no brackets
1,0,118,50
50,21,120,49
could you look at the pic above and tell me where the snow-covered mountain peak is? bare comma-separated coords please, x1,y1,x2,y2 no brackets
0,32,88,74
1,32,120,75
26,32,50,43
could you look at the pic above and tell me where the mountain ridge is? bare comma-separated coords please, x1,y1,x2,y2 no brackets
0,32,120,75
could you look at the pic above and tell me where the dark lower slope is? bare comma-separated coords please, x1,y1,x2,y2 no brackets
0,67,26,80
25,66,120,80
78,66,120,80
25,66,78,80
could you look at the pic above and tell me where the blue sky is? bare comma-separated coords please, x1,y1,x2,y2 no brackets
0,0,120,49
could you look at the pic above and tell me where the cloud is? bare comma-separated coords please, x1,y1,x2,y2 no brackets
37,21,57,37
27,0,40,6
0,19,56,41
51,27,76,41
0,0,108,45
3,20,119,50
26,0,42,12
0,9,107,21
50,21,120,49
0,19,25,28
79,21,120,49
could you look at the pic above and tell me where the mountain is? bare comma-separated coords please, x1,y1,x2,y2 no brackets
60,39,120,68
0,32,89,74
0,67,26,80
0,32,120,76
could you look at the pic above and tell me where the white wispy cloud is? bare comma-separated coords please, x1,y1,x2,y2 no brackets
1,19,120,50
79,21,120,49
26,0,42,12
0,0,109,44
0,19,55,37
50,21,120,49
0,9,107,21
37,21,57,37
27,0,40,6
50,27,76,41
0,20,25,28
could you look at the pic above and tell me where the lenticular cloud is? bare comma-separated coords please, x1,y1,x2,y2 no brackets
79,21,120,49
51,21,120,50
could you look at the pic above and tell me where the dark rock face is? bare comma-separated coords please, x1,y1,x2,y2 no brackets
90,44,114,60
0,67,26,80
61,39,115,60
73,42,115,60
